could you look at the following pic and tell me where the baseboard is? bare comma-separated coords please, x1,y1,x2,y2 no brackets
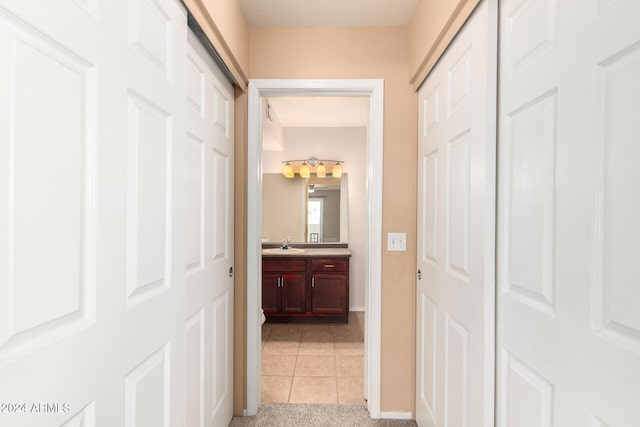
349,306,365,312
380,411,413,420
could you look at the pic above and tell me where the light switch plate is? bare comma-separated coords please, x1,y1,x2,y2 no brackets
387,232,407,251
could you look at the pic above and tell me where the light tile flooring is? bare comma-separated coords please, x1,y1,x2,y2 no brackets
261,312,365,405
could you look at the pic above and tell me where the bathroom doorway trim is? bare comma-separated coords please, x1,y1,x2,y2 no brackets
246,79,384,417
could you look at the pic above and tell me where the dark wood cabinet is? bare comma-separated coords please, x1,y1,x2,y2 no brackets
280,272,306,314
262,272,281,314
311,259,348,315
262,255,349,323
262,259,307,316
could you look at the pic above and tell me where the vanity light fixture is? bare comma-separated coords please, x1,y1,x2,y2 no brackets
281,157,344,179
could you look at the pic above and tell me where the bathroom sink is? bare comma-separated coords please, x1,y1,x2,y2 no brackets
263,247,305,254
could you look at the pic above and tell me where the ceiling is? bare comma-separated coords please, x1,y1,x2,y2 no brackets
238,0,418,28
268,97,369,127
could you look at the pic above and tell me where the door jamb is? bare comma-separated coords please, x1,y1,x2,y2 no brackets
246,79,384,417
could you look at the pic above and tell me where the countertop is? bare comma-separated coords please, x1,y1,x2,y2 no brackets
261,247,351,258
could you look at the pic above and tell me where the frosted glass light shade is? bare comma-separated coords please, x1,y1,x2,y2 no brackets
316,162,326,178
282,162,294,178
299,162,310,178
332,162,343,178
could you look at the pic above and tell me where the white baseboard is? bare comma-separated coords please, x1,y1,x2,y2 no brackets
349,306,365,312
380,411,413,420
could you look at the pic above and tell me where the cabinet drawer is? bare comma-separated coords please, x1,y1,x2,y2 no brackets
311,258,347,272
263,258,307,272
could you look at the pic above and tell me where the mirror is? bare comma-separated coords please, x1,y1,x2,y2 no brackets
262,174,348,243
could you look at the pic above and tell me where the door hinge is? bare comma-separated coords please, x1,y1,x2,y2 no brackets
417,269,422,280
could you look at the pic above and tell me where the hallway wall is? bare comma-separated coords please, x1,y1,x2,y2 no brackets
249,26,418,414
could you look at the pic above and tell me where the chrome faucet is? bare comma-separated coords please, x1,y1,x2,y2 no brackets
281,236,291,250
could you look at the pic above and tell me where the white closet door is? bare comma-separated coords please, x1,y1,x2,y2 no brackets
497,0,640,425
184,30,235,427
0,1,233,426
416,1,496,426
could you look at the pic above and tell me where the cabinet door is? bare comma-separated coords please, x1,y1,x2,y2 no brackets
311,274,348,314
280,273,306,314
262,273,281,314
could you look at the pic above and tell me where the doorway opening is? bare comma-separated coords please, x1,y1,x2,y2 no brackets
246,79,384,417
260,96,366,405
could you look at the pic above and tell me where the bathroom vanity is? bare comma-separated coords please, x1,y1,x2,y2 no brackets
262,246,351,323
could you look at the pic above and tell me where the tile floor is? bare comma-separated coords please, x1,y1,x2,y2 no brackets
261,311,365,405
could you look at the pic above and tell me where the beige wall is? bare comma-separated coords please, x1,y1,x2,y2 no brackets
233,87,248,416
250,26,418,413
409,0,480,88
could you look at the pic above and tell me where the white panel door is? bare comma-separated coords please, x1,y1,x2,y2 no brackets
416,1,496,426
0,1,232,426
184,31,235,427
497,0,640,426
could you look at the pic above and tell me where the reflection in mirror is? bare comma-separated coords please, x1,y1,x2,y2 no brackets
307,178,340,242
262,174,348,243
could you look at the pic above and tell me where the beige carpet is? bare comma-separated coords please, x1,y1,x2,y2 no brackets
228,404,418,427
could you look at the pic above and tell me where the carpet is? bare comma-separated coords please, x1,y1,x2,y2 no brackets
228,403,418,427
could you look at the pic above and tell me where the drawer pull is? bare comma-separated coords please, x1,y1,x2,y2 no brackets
324,264,335,268
312,277,315,288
